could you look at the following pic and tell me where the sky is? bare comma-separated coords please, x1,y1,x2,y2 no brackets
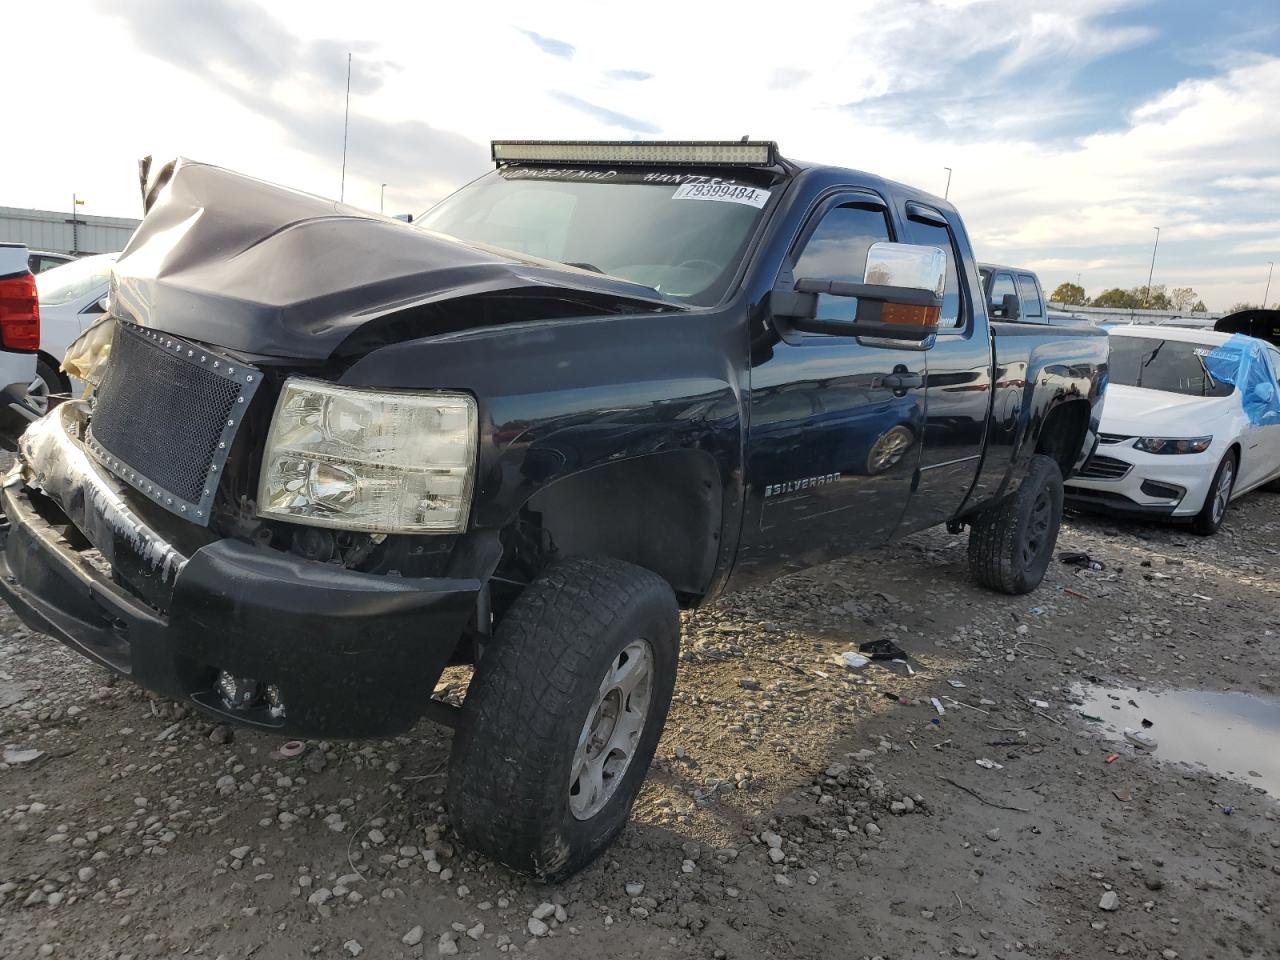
6,0,1279,310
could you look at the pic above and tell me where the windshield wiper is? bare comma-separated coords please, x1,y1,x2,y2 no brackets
1136,340,1166,388
1194,353,1217,396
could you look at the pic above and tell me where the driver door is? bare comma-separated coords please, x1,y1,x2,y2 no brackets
733,193,927,587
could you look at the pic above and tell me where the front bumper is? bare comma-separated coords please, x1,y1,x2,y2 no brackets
1065,441,1218,520
0,403,480,738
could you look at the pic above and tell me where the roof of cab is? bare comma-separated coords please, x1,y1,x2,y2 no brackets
789,159,960,218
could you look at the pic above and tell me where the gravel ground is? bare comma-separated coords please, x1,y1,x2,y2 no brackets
2,496,1279,960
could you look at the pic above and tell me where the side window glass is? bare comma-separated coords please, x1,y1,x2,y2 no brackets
1016,274,1043,318
990,272,1017,317
791,204,892,323
904,216,962,328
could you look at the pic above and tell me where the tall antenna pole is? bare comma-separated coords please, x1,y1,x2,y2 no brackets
1143,226,1160,308
943,166,952,200
340,52,352,202
1265,261,1274,309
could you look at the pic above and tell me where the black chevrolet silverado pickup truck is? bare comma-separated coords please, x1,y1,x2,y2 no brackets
0,141,1107,879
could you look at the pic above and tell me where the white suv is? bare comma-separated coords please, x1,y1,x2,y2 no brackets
0,242,40,450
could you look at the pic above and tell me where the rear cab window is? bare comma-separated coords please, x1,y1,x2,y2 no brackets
1016,273,1043,320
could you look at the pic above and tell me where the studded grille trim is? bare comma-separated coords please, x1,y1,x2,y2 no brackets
85,320,262,526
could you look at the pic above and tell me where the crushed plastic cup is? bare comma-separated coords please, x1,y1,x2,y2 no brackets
1123,728,1157,750
840,652,870,669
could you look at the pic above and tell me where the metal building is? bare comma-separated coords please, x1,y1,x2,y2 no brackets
0,206,140,257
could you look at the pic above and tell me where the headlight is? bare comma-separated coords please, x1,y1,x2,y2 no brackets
1133,436,1212,455
62,314,115,394
257,379,478,534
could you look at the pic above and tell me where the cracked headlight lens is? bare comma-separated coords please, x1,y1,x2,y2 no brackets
258,378,478,533
1133,436,1212,455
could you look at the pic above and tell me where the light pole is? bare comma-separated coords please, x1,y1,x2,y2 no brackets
70,193,85,255
943,167,952,200
1143,226,1160,308
380,183,387,214
1265,261,1274,309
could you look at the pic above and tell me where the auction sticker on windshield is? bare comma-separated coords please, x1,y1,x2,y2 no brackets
672,182,771,208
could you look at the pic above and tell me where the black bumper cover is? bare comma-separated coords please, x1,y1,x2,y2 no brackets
0,408,480,738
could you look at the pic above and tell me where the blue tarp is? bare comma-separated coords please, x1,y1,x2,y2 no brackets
1202,334,1280,425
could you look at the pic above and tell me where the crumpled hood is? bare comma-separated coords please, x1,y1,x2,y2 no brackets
1099,383,1235,435
111,158,678,360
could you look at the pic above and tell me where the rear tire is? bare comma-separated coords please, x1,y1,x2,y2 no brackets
1191,452,1236,536
447,557,679,881
968,454,1063,595
27,358,67,417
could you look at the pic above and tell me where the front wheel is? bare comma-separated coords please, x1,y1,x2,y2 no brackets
447,557,679,881
967,454,1064,594
1191,452,1236,536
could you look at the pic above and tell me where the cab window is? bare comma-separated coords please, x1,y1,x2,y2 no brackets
904,215,963,328
791,203,892,323
1016,274,1043,318
989,272,1017,318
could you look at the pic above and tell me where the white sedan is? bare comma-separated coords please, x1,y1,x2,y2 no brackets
1066,326,1280,535
29,253,116,414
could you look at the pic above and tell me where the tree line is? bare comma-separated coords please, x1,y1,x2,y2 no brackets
1050,282,1275,314
1049,282,1207,312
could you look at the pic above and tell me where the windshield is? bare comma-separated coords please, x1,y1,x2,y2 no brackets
36,254,115,306
1108,334,1235,397
417,167,775,306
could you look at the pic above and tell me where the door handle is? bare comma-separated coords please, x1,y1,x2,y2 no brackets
882,372,923,390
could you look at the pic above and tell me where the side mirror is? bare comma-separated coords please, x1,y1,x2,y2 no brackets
999,293,1020,321
772,241,946,341
1252,382,1275,404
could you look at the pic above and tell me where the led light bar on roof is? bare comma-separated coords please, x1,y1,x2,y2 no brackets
491,140,778,167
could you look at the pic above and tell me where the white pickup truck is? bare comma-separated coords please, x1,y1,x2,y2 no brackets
0,242,40,449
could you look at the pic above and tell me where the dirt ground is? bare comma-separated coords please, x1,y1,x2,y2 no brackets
2,495,1279,960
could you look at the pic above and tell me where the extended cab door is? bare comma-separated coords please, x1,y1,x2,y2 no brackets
733,192,926,585
895,202,992,532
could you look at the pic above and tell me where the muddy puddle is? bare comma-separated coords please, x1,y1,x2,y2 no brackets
1074,685,1280,796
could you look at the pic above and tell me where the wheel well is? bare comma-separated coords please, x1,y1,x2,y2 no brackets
514,450,722,601
36,351,71,392
1035,400,1091,478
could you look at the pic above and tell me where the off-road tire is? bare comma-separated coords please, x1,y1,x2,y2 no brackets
447,557,679,881
967,454,1063,595
1191,452,1236,536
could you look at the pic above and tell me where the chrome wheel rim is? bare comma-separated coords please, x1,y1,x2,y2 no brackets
868,426,913,474
1211,460,1233,524
25,374,50,417
569,639,653,821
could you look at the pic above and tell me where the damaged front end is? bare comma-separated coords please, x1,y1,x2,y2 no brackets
1,158,664,736
1,398,481,736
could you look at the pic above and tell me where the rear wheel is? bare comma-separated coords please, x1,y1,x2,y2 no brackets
1191,452,1236,536
967,454,1063,595
447,557,678,881
26,358,67,417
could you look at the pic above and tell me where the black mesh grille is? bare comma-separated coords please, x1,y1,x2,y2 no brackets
1078,454,1132,480
86,321,261,523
